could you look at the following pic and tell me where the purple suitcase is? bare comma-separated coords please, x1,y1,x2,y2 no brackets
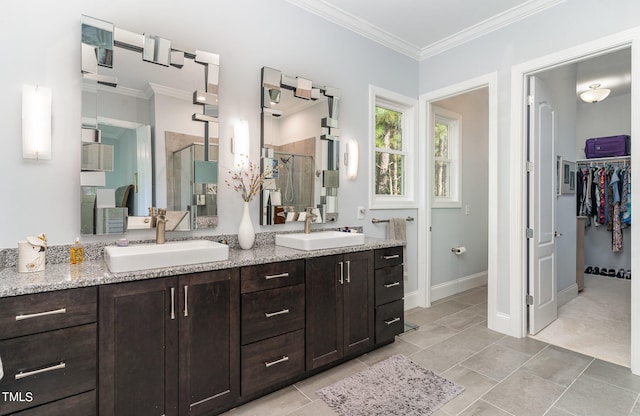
584,135,630,158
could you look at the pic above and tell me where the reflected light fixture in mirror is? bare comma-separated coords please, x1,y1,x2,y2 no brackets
344,139,358,180
233,120,250,170
22,84,52,160
580,83,610,103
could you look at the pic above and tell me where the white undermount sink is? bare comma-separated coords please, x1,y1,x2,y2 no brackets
275,231,365,251
104,240,229,273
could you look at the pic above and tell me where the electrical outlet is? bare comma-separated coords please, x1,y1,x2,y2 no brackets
357,206,365,220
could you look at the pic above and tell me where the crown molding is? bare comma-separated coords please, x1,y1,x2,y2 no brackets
286,0,422,60
287,0,566,61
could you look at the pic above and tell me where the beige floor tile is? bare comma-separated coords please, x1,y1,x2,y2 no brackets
497,336,547,356
409,338,477,374
555,375,638,416
458,399,512,416
461,344,531,381
435,308,486,331
285,398,337,416
445,322,504,352
222,386,311,416
357,337,421,366
398,322,459,348
439,365,498,415
522,345,593,387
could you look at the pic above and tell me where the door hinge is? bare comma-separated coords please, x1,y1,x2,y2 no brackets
526,294,534,306
526,228,534,239
527,95,534,106
526,161,534,172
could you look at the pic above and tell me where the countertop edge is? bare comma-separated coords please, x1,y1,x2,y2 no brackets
0,238,405,298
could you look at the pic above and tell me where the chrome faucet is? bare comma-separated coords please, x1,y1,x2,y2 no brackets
156,208,167,244
304,207,317,234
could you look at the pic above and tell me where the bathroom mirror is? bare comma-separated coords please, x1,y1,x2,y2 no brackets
80,15,219,235
260,67,340,225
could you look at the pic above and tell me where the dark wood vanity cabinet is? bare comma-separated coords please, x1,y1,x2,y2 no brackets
0,287,97,416
98,269,239,416
239,260,306,397
305,251,374,371
373,247,405,344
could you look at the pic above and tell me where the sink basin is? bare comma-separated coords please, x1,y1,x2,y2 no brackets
275,231,365,251
104,240,229,273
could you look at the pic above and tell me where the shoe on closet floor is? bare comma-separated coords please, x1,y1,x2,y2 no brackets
617,269,626,279
627,270,632,280
585,266,594,274
593,267,600,275
600,267,609,276
608,269,617,277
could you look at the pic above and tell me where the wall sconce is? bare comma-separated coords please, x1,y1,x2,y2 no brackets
232,119,250,170
580,83,610,103
22,84,52,160
344,139,359,180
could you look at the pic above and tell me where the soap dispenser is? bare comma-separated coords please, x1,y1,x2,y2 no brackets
70,237,85,265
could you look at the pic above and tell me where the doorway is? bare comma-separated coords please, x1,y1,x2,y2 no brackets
525,47,632,367
510,31,639,374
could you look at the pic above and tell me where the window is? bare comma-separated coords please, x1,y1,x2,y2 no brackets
370,86,417,209
432,106,461,208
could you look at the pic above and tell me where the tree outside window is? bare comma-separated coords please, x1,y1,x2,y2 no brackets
375,106,405,196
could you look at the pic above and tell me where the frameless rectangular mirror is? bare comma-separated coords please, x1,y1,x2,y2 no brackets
80,15,220,235
260,67,340,226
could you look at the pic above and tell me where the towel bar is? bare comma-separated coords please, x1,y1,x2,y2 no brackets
371,216,414,224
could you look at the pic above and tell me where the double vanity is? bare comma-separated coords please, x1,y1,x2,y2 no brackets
0,234,404,415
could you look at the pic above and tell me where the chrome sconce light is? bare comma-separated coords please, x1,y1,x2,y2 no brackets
232,120,250,170
344,139,359,180
22,84,52,160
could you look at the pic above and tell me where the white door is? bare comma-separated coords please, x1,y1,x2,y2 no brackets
528,76,558,335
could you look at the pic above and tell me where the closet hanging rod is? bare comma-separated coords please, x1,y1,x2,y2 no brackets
576,156,631,164
371,216,414,224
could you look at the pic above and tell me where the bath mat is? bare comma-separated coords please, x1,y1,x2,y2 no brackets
316,354,464,416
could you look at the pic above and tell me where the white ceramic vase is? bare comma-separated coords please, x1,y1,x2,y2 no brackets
238,201,255,249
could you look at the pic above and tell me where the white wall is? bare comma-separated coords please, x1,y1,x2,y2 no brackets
430,88,489,287
419,0,640,317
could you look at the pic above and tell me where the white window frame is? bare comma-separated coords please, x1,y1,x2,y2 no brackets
369,85,417,209
432,106,462,208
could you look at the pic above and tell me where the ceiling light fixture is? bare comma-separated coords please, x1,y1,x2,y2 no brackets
580,83,610,103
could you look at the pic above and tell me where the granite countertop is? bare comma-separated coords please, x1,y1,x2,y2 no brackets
0,237,404,298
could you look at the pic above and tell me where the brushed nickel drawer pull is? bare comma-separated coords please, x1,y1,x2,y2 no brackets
184,285,189,317
264,355,289,368
265,272,289,280
170,287,176,320
345,260,351,283
15,362,65,380
382,254,400,260
265,309,290,318
385,317,401,325
15,308,66,321
384,282,401,288
339,261,344,284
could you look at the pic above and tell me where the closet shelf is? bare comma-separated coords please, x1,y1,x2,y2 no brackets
576,155,630,165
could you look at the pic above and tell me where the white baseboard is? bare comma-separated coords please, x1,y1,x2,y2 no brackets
431,271,488,302
558,283,579,307
403,290,421,310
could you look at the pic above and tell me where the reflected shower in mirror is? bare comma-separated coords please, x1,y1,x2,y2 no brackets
260,67,341,226
80,15,220,235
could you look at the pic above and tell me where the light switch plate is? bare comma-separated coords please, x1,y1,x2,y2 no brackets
357,206,365,220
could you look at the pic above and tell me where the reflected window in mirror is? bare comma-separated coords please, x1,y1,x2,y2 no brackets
260,67,341,226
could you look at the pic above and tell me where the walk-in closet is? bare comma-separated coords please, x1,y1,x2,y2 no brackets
529,47,632,367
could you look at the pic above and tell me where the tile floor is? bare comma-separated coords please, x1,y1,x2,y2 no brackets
223,286,640,416
530,274,631,367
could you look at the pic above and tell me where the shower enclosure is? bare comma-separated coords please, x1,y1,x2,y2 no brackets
272,151,315,214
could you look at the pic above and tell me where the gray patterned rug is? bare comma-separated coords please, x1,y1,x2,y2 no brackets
316,354,464,416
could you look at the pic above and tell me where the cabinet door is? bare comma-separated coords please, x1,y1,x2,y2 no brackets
178,269,239,416
305,255,343,371
343,251,374,356
99,277,178,416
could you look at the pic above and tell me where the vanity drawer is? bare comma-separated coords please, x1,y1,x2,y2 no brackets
0,324,97,415
241,329,305,396
241,260,304,293
374,265,404,306
375,300,404,344
0,287,96,340
374,246,403,269
9,390,96,416
241,284,305,345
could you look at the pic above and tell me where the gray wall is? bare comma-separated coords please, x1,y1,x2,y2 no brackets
419,0,640,314
430,88,489,287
